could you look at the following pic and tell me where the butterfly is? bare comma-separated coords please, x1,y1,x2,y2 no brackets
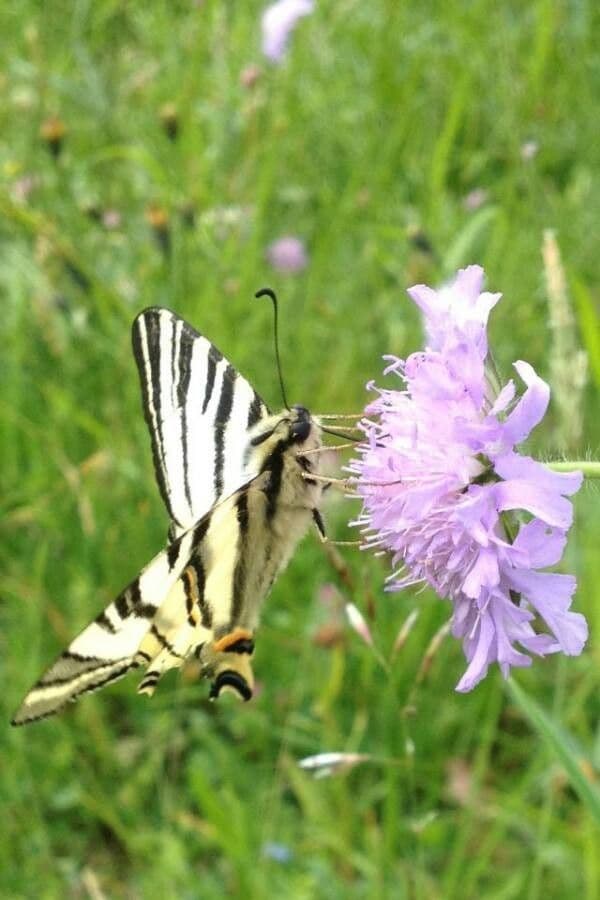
12,305,328,725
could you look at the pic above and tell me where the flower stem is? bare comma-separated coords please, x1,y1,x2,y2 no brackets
547,460,600,479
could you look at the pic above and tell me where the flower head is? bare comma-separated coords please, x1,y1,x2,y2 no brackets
350,266,586,691
266,235,308,273
261,0,313,63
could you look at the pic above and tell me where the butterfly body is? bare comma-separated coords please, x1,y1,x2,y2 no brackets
12,310,324,724
136,406,324,699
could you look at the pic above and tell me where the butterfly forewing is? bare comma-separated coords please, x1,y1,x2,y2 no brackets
132,308,270,538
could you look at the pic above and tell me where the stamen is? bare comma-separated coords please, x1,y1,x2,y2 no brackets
351,477,405,488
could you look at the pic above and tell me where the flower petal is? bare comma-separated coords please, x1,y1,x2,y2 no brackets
454,264,485,300
455,611,495,692
494,452,583,496
462,549,500,599
508,570,587,656
511,519,567,568
500,361,549,445
406,283,438,320
493,480,574,529
490,379,515,415
489,598,533,675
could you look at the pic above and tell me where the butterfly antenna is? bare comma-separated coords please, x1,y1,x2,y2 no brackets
255,287,290,411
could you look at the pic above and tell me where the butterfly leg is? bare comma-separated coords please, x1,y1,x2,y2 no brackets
313,507,327,539
312,507,360,547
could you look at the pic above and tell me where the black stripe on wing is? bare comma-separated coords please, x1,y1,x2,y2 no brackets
132,308,175,523
176,323,194,510
231,492,250,623
202,351,220,414
213,363,236,497
247,392,264,428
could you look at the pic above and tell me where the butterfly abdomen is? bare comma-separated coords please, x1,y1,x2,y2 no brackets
199,434,321,637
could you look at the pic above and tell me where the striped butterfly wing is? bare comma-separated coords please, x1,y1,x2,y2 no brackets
132,307,270,539
12,464,290,724
11,526,200,725
11,457,303,724
12,309,279,724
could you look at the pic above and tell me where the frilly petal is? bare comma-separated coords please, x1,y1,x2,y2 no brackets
490,379,515,415
508,570,587,656
511,519,567,568
501,361,550,445
493,480,574,529
406,283,438,318
494,452,583,496
454,264,484,297
455,611,495,692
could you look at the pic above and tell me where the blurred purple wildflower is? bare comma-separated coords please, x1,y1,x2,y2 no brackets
102,209,122,230
11,174,39,205
462,188,488,211
262,0,313,62
266,235,308,273
349,266,586,691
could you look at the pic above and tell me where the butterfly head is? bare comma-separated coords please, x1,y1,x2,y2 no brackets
290,404,312,443
280,404,321,453
248,405,321,460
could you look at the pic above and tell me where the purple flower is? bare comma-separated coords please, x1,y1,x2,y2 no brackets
261,0,313,63
266,235,308,273
462,188,488,211
350,266,586,691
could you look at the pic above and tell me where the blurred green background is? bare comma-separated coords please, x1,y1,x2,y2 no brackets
2,1,600,898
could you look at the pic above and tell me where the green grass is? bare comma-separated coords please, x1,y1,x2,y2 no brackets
1,1,600,897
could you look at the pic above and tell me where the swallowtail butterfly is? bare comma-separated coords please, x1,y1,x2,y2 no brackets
12,306,327,724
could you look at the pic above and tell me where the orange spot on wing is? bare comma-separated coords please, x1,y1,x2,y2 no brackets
213,628,253,653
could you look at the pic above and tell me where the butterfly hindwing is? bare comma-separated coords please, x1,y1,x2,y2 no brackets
11,527,198,725
132,307,270,538
11,473,274,725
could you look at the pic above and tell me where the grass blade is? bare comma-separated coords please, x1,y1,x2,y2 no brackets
506,678,600,824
